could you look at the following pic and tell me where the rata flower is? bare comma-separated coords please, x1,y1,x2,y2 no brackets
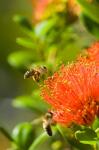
86,42,99,62
41,49,99,126
32,0,66,21
32,0,50,21
78,42,99,63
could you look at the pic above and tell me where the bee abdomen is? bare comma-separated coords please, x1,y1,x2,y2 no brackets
44,125,52,136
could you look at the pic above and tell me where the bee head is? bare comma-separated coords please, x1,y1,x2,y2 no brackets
45,111,53,119
42,66,47,72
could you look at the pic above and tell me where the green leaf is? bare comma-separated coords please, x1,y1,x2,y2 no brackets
12,123,35,150
12,92,49,113
29,132,50,150
16,37,36,49
96,141,99,150
75,127,97,145
68,137,93,150
13,15,33,31
92,117,99,130
77,0,99,24
35,19,55,37
95,128,99,138
81,14,99,39
8,51,35,69
57,42,81,63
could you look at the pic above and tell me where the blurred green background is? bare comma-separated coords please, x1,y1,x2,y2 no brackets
0,0,34,149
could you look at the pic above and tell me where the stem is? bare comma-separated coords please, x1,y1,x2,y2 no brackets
56,125,68,143
0,126,13,141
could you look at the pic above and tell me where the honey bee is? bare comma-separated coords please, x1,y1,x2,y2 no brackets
24,66,47,82
43,111,54,136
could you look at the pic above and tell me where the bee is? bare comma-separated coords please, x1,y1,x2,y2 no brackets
43,111,54,136
24,66,47,82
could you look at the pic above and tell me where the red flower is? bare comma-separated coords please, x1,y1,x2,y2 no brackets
32,0,51,21
32,0,66,21
78,42,99,63
42,60,99,126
